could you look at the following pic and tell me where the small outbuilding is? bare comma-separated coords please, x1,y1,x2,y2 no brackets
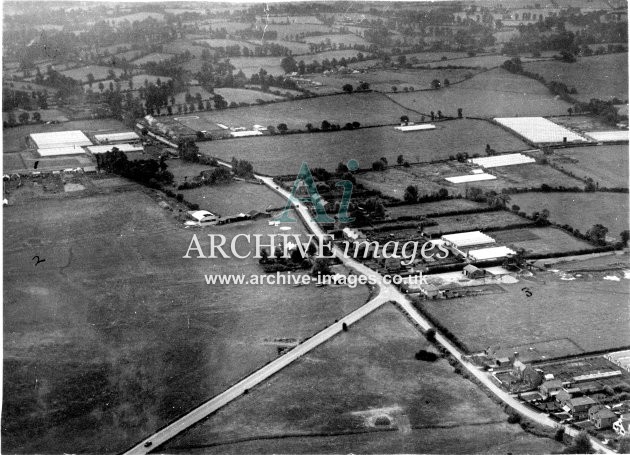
463,264,485,279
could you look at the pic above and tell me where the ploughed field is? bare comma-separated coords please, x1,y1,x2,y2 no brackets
199,119,529,176
2,188,369,452
164,304,563,454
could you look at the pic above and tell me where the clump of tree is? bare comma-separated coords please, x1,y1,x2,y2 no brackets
231,157,254,179
586,223,609,245
96,149,173,188
415,350,438,362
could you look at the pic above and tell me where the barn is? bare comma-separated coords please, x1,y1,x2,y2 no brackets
29,130,92,149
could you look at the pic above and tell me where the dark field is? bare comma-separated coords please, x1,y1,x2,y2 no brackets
165,304,563,454
549,145,629,189
199,119,529,176
510,192,629,240
2,188,369,452
523,53,629,102
420,258,630,362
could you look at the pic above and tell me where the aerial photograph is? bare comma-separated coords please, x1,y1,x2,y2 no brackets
2,0,629,453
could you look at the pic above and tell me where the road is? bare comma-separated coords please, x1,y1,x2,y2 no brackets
124,168,614,455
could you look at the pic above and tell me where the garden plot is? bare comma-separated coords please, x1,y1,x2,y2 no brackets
494,117,589,144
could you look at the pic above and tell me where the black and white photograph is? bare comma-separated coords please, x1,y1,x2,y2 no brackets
2,0,629,453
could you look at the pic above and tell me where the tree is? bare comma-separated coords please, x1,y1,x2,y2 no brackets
342,83,353,93
400,115,409,125
431,79,441,89
280,56,298,74
18,112,29,124
565,432,593,454
567,107,573,115
397,154,405,165
321,120,331,131
32,112,41,122
86,73,95,87
620,230,630,245
98,81,105,93
443,78,450,87
457,108,463,118
277,123,288,133
586,224,608,244
404,185,419,203
311,258,332,277
372,160,386,171
425,328,436,342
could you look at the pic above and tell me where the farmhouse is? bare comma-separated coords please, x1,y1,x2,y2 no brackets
539,379,563,398
187,210,219,225
565,396,597,420
29,130,93,149
94,131,141,144
589,406,617,429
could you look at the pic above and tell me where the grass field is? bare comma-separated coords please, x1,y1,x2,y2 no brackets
2,118,129,153
132,53,175,65
549,145,629,188
60,65,123,82
389,68,571,117
179,181,287,216
310,68,480,93
424,54,542,69
357,160,581,200
164,304,563,453
385,199,487,219
523,54,629,102
108,12,164,25
264,23,334,39
251,40,312,54
510,192,629,239
303,33,369,46
2,188,369,452
198,119,529,176
491,226,595,254
175,91,416,132
214,87,286,104
420,256,630,361
192,39,257,51
423,210,529,236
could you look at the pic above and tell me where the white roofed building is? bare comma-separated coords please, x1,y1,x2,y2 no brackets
87,143,144,154
442,231,496,250
187,210,219,225
468,246,516,262
29,130,92,149
94,131,141,144
37,146,86,157
394,124,436,132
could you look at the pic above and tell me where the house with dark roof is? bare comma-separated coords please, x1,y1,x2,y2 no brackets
463,264,485,279
539,379,563,399
566,396,597,420
589,406,617,429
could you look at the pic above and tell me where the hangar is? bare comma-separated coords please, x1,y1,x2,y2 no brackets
29,130,92,149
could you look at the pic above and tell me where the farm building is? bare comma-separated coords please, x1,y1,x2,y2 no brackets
87,143,144,154
462,264,485,279
29,130,93,149
187,210,219,225
36,146,87,157
467,246,516,262
494,117,588,144
469,153,536,168
94,131,141,144
445,173,496,183
230,130,263,138
442,231,495,250
605,350,630,372
394,124,436,132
